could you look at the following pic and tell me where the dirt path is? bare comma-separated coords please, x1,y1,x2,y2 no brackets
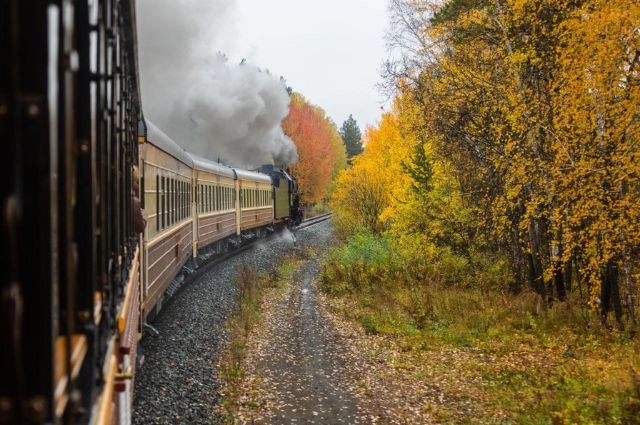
229,223,373,424
255,260,362,423
228,223,441,424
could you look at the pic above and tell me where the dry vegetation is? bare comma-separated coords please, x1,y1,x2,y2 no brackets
321,278,640,424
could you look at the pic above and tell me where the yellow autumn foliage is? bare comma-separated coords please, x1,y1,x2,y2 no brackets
331,0,640,321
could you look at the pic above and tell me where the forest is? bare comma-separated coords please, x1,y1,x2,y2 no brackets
318,0,639,422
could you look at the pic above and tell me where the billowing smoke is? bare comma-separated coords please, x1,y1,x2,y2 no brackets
136,0,298,168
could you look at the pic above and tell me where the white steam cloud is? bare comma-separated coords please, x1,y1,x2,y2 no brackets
136,0,298,168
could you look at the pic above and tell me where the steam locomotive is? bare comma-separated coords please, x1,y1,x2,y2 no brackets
1,1,301,424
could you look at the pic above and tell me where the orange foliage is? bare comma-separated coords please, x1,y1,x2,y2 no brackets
283,93,346,204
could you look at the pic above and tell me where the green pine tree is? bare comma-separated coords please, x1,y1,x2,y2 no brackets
339,114,363,159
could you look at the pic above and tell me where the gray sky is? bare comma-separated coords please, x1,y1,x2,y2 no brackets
228,1,390,131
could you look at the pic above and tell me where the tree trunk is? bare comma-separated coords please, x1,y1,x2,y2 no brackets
528,219,546,299
601,260,623,329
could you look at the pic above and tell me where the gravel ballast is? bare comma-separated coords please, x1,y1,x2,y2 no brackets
132,222,331,424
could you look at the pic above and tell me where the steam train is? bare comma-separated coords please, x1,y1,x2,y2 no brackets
1,1,301,424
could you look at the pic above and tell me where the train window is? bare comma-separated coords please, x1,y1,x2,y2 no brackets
156,175,160,232
166,178,169,227
208,185,212,212
223,186,227,210
170,179,174,225
181,181,185,220
177,180,180,222
161,176,165,230
214,184,217,212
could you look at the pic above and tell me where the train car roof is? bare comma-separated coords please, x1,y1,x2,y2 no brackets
145,120,194,167
188,153,236,178
234,168,272,184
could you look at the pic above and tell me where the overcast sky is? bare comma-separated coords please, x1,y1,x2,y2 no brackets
226,1,390,132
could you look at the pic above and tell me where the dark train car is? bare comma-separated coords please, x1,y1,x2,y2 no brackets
257,165,303,226
1,0,143,424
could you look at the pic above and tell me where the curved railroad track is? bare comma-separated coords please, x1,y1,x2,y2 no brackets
132,219,333,424
296,212,333,230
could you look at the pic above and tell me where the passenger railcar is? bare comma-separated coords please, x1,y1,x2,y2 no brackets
236,169,275,236
4,2,303,424
139,121,195,321
136,119,300,322
191,154,237,253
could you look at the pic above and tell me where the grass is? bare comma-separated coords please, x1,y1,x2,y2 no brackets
320,236,640,424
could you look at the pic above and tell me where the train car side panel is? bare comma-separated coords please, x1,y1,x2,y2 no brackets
143,221,192,320
194,169,237,249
